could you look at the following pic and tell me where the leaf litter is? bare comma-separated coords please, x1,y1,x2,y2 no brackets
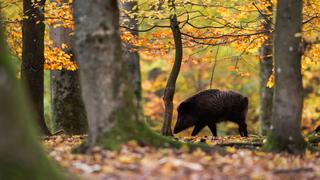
43,135,320,180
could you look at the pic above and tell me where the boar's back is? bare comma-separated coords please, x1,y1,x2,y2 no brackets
180,89,246,116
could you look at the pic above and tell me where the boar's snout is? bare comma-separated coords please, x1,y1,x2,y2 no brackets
173,113,196,134
173,127,180,134
173,120,183,134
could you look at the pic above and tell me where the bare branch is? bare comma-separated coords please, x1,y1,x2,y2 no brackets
210,46,220,88
252,3,274,26
120,24,170,32
181,31,268,40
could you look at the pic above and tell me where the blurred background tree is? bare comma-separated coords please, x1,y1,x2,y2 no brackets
0,12,62,179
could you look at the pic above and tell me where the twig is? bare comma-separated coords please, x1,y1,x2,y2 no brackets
181,31,268,40
273,168,314,174
209,46,220,88
120,24,170,32
219,142,262,147
252,3,274,26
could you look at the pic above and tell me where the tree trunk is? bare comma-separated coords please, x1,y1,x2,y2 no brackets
0,18,62,180
259,1,273,136
161,4,183,136
74,0,131,149
49,0,88,134
21,0,51,135
259,42,273,135
50,67,88,134
120,0,142,108
264,0,306,154
73,0,203,152
73,0,225,153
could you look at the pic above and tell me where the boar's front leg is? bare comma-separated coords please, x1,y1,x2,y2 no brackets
208,123,217,136
238,122,248,137
191,123,206,136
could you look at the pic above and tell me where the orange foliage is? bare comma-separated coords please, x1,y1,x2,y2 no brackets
2,0,320,133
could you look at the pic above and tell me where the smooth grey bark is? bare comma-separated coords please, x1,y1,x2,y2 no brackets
73,0,139,149
120,0,142,108
259,42,273,135
264,0,306,154
21,0,51,135
161,11,183,136
0,18,62,180
49,0,87,134
259,1,273,135
72,0,224,152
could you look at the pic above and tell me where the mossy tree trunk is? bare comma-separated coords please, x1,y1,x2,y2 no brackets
0,17,62,180
49,0,88,134
161,0,183,136
21,0,51,135
120,0,142,109
73,0,212,152
259,0,273,136
263,0,306,154
73,0,151,150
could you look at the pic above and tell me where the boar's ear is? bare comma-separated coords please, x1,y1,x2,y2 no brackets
177,101,194,112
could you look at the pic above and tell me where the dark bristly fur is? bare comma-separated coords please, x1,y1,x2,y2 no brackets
173,89,249,137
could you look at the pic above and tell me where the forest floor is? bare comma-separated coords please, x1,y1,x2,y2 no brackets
44,135,320,180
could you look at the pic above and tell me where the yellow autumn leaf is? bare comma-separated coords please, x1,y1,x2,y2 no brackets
225,146,237,153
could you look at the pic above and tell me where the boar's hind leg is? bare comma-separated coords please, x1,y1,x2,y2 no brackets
191,123,206,136
208,123,217,136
